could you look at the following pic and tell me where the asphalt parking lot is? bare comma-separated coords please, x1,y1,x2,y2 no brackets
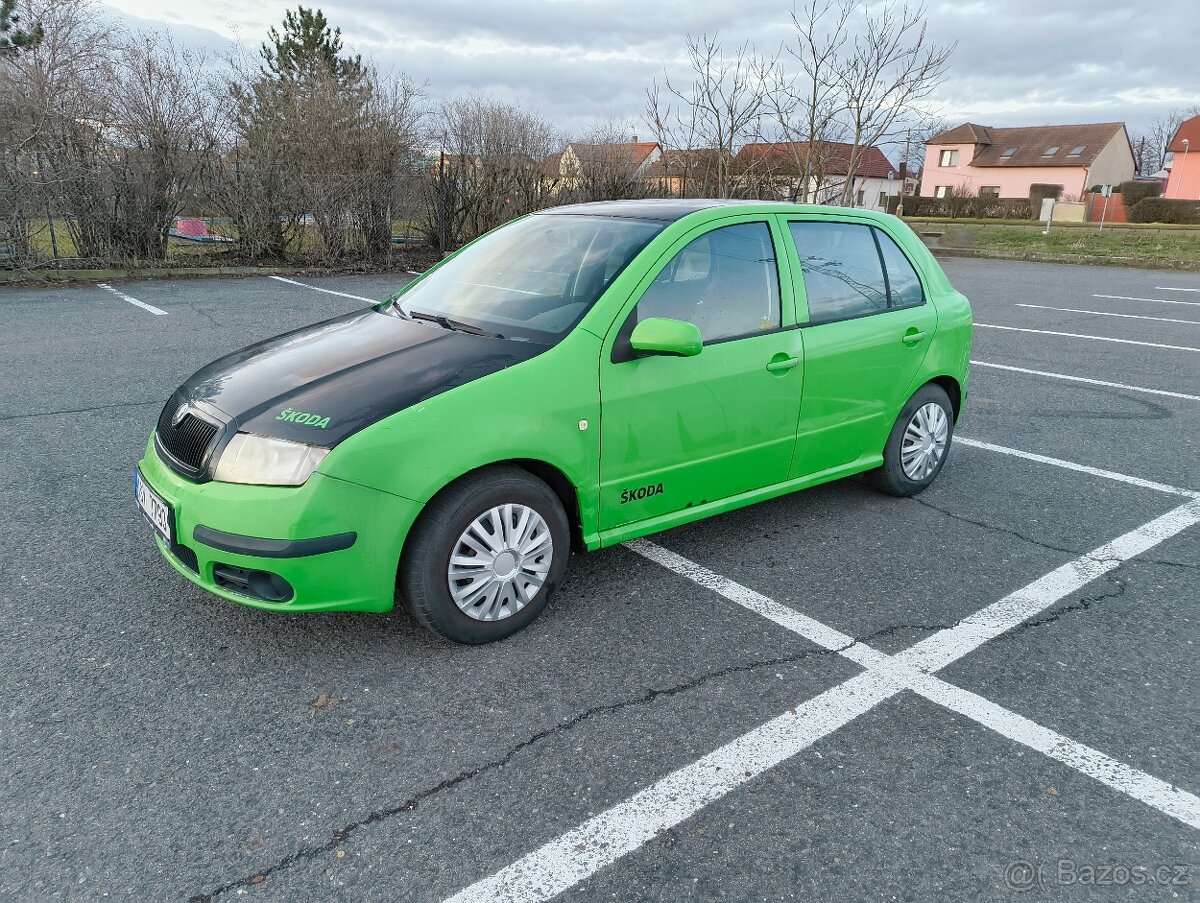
1,257,1197,901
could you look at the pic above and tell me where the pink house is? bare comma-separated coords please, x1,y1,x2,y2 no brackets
1165,115,1200,200
920,122,1135,199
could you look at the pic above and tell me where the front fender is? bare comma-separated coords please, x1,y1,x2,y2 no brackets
318,328,603,541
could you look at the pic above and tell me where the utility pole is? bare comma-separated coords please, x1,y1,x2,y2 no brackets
896,129,912,218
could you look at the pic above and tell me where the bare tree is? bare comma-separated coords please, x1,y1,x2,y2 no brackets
1131,108,1198,176
767,0,853,202
428,94,559,248
647,34,771,198
563,119,659,202
833,1,953,205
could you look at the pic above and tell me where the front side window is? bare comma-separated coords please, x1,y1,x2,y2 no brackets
631,222,781,343
934,185,950,199
790,222,888,322
939,149,959,166
386,214,663,343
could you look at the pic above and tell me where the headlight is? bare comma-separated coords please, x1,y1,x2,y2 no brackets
213,433,330,486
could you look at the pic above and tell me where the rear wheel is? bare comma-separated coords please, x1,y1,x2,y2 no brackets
399,466,571,643
869,383,954,497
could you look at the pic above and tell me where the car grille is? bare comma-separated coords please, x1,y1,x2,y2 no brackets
156,395,221,476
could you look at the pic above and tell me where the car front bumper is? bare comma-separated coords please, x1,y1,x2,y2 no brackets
137,438,421,613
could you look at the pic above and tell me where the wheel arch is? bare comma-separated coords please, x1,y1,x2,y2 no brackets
926,375,962,422
411,458,587,555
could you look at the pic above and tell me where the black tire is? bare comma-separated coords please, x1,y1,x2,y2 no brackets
869,383,955,497
399,466,571,644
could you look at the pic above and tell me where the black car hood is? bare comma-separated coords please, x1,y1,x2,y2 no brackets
177,309,546,446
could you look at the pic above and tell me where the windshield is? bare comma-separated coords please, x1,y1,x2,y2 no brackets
384,214,664,343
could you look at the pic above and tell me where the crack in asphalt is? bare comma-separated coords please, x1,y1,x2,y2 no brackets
909,496,1197,571
186,561,1156,900
0,399,161,422
999,572,1128,636
186,495,1190,899
187,645,850,901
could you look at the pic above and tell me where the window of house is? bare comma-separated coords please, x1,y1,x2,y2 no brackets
1042,146,1060,156
1000,147,1017,159
856,188,866,206
789,222,889,322
630,222,780,343
934,185,950,198
939,149,958,166
980,186,1000,199
1068,145,1086,156
877,190,888,208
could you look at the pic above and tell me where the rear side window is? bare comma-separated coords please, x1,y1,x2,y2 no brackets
789,221,925,322
789,222,887,321
875,230,924,308
634,222,780,343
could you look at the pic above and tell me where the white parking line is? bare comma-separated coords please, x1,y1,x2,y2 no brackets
955,437,1199,498
268,275,377,303
446,499,1200,902
1155,287,1200,293
1094,293,1200,307
970,361,1200,402
1016,303,1199,325
98,283,168,316
974,323,1200,352
634,510,1200,818
896,499,1200,672
445,669,901,903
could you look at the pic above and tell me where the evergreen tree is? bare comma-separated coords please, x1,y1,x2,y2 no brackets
0,0,44,54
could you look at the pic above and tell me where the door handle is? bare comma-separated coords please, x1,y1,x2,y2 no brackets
901,328,927,346
766,355,801,373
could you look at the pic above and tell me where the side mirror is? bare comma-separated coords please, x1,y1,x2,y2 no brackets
629,317,703,358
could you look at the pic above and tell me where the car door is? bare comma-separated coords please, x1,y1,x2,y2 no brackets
783,218,938,478
598,217,804,532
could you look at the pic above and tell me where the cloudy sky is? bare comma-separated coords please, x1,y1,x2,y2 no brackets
102,0,1199,149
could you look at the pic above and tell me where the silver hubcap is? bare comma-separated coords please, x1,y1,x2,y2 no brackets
448,504,553,622
900,402,949,480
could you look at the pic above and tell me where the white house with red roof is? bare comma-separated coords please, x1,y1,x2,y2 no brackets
734,141,899,210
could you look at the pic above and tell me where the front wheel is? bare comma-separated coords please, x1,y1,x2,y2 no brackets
399,466,571,643
869,383,954,497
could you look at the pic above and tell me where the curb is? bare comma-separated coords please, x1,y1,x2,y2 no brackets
0,264,427,286
928,247,1200,271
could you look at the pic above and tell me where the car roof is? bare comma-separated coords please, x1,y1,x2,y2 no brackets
536,199,872,223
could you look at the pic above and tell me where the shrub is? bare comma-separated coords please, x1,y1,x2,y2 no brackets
1118,180,1160,206
1127,198,1200,224
1028,183,1063,218
894,195,1032,220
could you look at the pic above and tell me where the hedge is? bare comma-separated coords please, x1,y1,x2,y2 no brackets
1127,198,1200,224
890,195,1033,219
1118,180,1160,205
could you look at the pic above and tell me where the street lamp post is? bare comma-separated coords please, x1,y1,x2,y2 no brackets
1179,138,1190,198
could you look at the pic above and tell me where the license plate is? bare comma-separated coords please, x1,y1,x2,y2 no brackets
135,468,174,545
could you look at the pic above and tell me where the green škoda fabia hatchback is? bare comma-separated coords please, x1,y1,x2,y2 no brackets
136,200,972,643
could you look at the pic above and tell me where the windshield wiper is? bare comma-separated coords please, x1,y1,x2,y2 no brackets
405,309,503,339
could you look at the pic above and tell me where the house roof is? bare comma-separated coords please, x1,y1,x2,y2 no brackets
927,122,993,145
566,140,660,168
734,141,897,178
927,121,1128,168
645,148,729,178
1168,115,1200,154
